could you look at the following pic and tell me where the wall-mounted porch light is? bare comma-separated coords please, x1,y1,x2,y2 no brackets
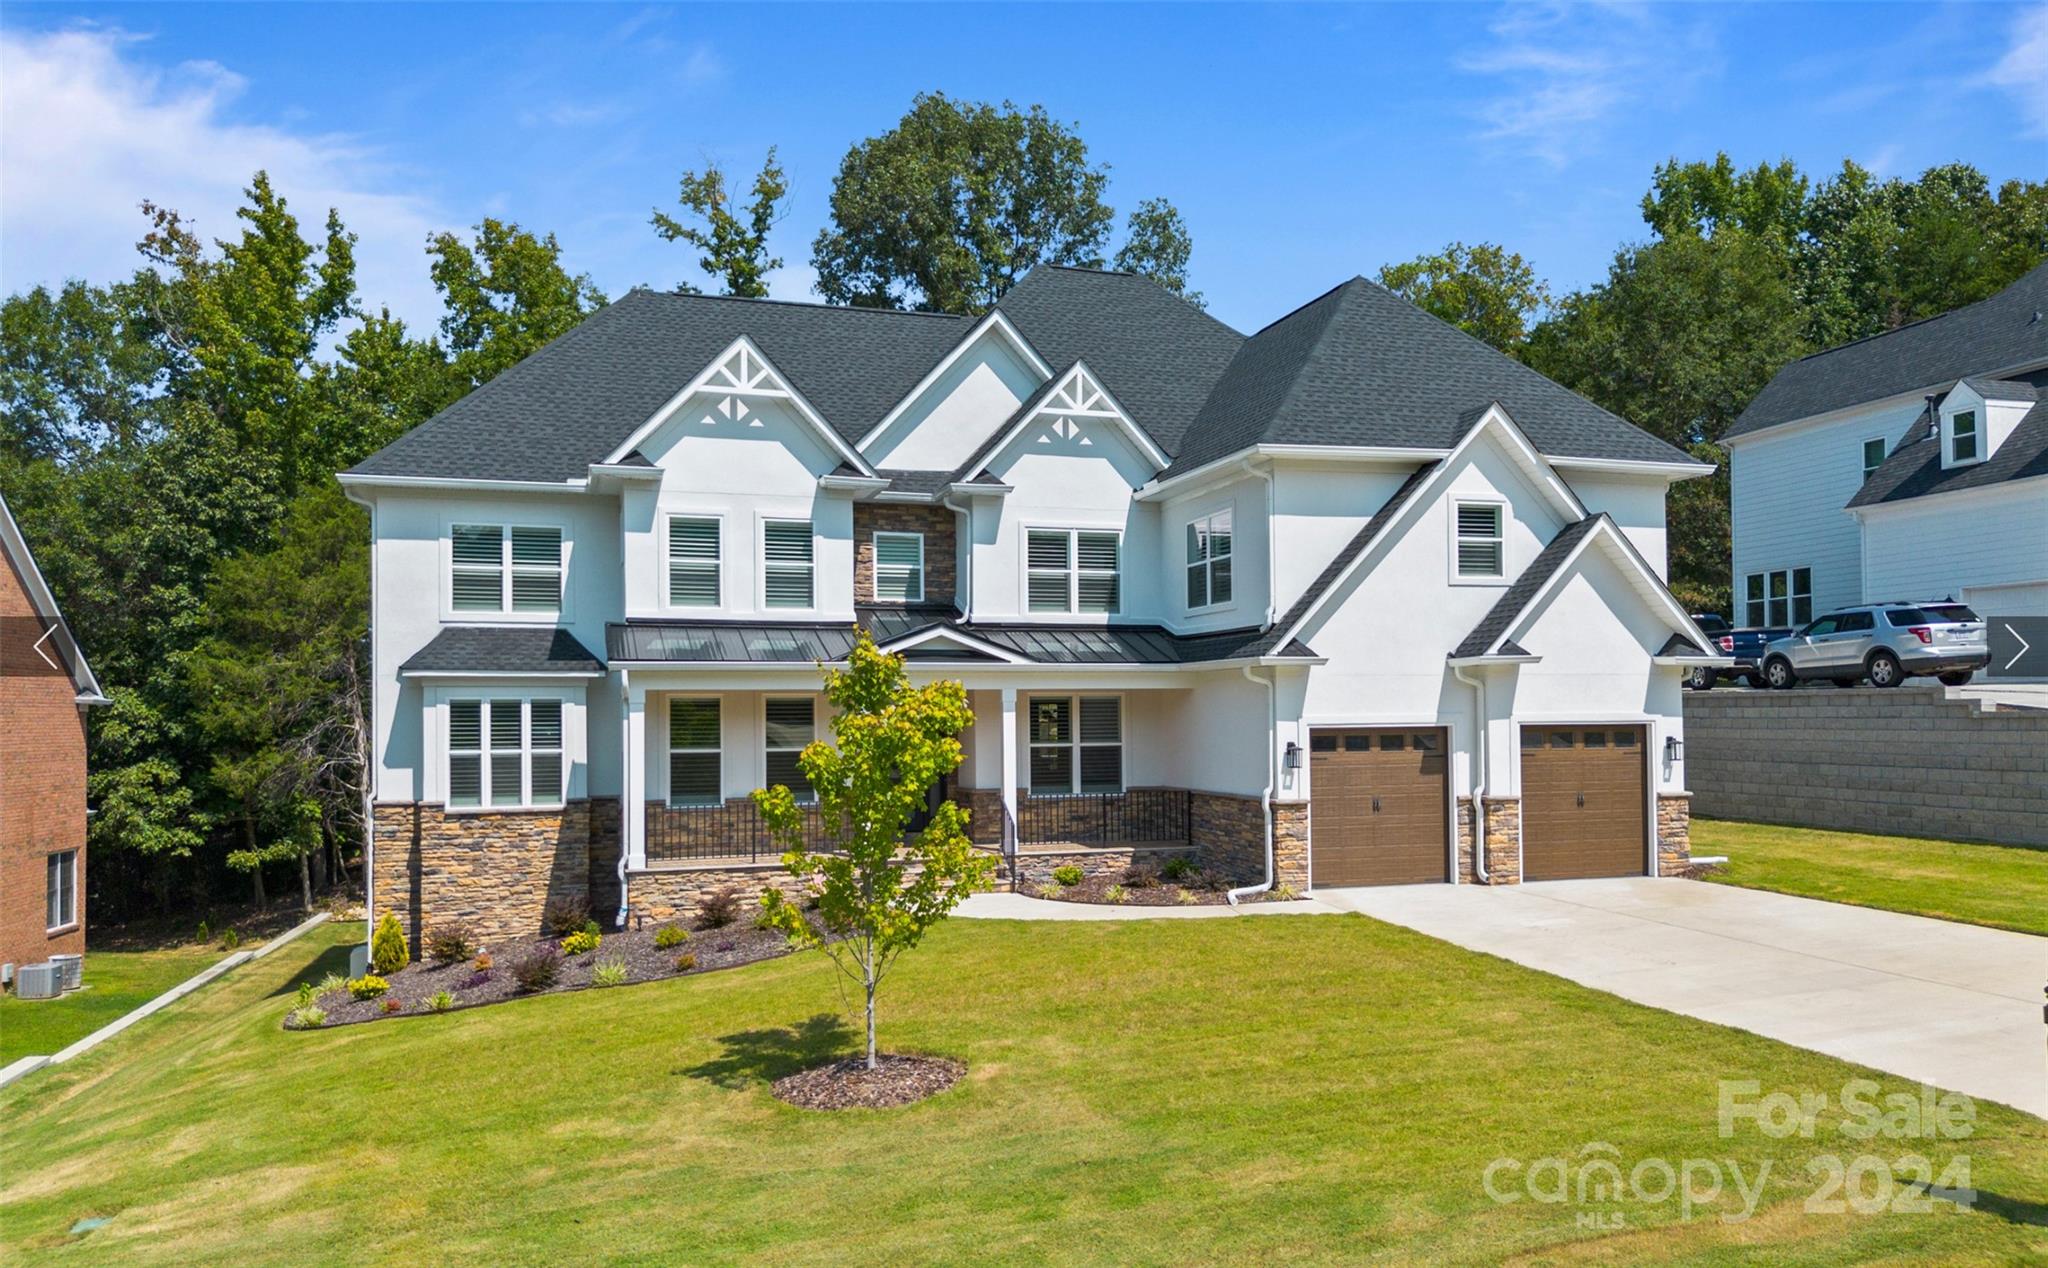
1283,741,1302,773
1664,735,1683,764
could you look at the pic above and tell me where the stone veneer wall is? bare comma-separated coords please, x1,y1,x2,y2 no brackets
1656,793,1692,875
1482,797,1522,884
1454,797,1477,883
1012,845,1190,888
1191,790,1265,884
1272,802,1309,891
371,800,605,951
852,503,957,605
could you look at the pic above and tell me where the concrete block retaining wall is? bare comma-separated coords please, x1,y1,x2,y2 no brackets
1683,685,2048,847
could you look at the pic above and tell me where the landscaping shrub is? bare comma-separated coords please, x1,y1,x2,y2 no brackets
222,928,241,951
673,953,697,972
347,974,389,1001
317,971,346,995
427,990,456,1013
461,970,492,990
542,896,591,937
425,922,475,965
288,1005,325,1029
370,911,409,975
473,952,493,971
653,925,689,950
511,945,562,993
696,886,742,929
561,928,601,956
1035,883,1062,899
296,982,315,1009
1174,889,1200,905
1124,866,1158,889
381,997,403,1014
1270,884,1301,902
1051,865,1084,887
591,957,629,987
1160,856,1199,882
1103,884,1128,904
196,918,211,946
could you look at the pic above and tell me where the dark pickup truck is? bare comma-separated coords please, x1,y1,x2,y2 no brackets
1684,614,1792,690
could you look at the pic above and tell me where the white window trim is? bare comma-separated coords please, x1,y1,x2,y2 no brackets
1745,566,1812,628
871,531,925,604
1184,508,1236,613
1024,693,1125,796
443,519,569,624
45,849,77,932
1944,409,1984,468
1022,526,1123,616
759,514,817,612
762,694,819,805
664,512,725,611
444,696,566,812
1861,435,1888,482
666,694,724,808
1449,497,1508,585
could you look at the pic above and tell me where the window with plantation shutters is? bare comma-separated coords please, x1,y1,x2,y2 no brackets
668,516,720,607
762,519,814,608
668,697,721,807
449,700,483,806
451,523,562,613
1026,695,1122,794
1025,528,1120,614
488,698,524,806
872,532,923,603
763,697,816,802
529,699,563,805
1454,502,1504,579
447,698,564,809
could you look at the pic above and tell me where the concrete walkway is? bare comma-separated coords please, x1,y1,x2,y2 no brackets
956,891,1344,920
1316,879,2047,1118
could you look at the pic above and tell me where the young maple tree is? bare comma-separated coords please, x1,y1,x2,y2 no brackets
753,631,993,1069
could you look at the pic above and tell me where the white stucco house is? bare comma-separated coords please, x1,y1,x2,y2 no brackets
339,266,1721,942
1723,262,2048,636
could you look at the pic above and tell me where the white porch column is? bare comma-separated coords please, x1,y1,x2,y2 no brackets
625,681,648,869
999,687,1019,829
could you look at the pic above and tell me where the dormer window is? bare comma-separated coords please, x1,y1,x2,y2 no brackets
1947,410,1980,466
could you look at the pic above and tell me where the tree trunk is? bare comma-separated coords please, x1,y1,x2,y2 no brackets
864,934,878,1070
298,848,313,911
244,812,266,909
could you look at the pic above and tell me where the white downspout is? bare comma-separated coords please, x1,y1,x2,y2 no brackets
1227,664,1277,906
616,668,631,929
1452,664,1490,884
940,491,972,613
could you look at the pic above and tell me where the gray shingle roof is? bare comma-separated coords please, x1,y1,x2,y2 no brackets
1958,377,2044,402
349,289,968,483
606,615,1313,665
1658,632,1706,657
400,627,606,674
1164,278,1692,477
1451,515,1602,659
1726,261,2048,442
1846,397,2048,509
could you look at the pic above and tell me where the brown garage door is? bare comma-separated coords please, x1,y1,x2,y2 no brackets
1520,726,1647,880
1309,728,1449,886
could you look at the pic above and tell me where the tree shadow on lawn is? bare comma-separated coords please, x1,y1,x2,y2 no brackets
265,942,356,999
678,1013,854,1089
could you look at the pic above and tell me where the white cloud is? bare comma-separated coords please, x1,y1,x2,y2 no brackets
1990,4,2048,137
1456,1,1720,167
0,24,452,332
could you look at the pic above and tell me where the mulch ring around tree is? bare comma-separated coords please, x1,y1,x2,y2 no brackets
772,1054,966,1110
1026,869,1283,906
291,916,822,1029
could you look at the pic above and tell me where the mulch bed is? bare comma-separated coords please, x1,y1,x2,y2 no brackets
292,917,816,1029
1027,871,1276,906
772,1054,965,1110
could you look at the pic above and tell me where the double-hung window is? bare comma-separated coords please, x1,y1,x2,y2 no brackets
1185,510,1233,609
763,697,817,803
447,698,564,809
872,532,924,603
1949,410,1980,465
1862,437,1887,482
668,698,721,807
46,850,76,930
1453,501,1505,579
1026,696,1122,794
668,516,721,607
1744,567,1812,627
762,519,814,609
452,524,563,613
1026,529,1120,614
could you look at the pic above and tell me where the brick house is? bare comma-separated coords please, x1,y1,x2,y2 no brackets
1,494,106,977
341,268,1721,948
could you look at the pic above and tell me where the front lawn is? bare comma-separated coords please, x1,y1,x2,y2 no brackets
0,945,224,1065
3,918,2043,1263
1694,818,2048,936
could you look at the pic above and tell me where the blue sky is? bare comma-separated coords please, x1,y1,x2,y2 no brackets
2,2,2043,339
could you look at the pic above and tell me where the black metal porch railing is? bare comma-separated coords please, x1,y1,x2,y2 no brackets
644,802,836,865
1016,788,1192,848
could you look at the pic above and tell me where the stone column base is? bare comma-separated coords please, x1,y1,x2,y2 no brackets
1657,793,1692,876
1273,802,1309,893
1481,797,1522,885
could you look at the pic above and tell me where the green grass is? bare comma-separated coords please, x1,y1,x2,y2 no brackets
0,945,225,1065
1695,818,2048,936
2,918,2043,1264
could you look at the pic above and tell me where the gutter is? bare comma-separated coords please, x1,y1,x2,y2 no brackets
1227,664,1278,906
1451,663,1490,884
940,488,973,610
616,668,631,929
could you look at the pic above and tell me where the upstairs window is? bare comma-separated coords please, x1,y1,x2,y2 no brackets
1185,510,1234,609
872,532,925,603
668,698,721,807
1026,529,1120,614
1744,567,1811,628
452,524,562,613
1948,410,1980,465
667,517,721,607
1862,437,1887,482
1453,501,1505,579
448,698,563,809
1026,695,1123,794
762,519,814,609
763,697,817,803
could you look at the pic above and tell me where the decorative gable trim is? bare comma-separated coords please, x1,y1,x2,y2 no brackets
962,360,1168,478
1480,516,1720,661
856,310,1054,451
873,625,1033,663
604,335,876,476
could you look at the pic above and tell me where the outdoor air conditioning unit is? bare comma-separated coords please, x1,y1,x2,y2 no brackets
15,963,59,1000
49,954,83,991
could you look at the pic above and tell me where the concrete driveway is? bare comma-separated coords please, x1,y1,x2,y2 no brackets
1316,878,2047,1118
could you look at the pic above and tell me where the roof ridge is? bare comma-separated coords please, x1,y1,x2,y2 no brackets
1778,265,2045,366
638,287,970,320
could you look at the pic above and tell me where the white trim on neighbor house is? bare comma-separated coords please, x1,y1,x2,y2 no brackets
1847,470,2048,518
602,334,877,477
856,309,1055,451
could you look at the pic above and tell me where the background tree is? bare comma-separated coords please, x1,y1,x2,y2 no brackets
1113,197,1201,306
428,218,606,388
754,632,993,1069
812,93,1115,314
651,149,789,297
1377,241,1552,354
